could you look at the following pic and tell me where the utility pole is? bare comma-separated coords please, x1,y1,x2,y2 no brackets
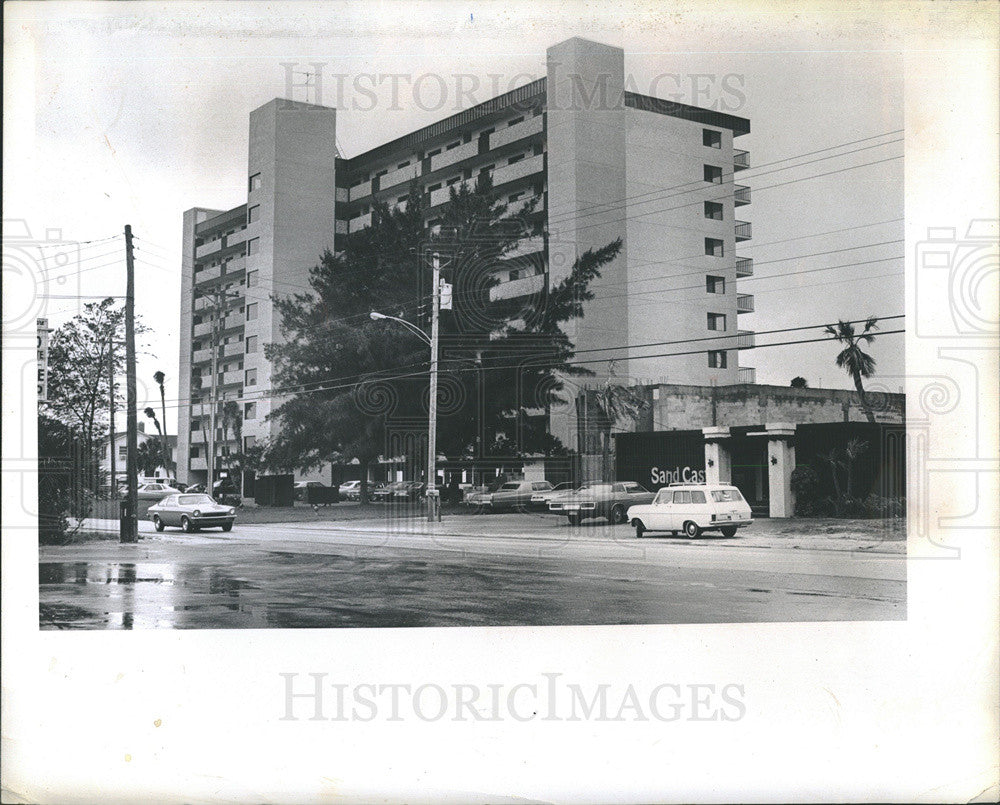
426,252,441,523
122,224,138,543
108,341,116,497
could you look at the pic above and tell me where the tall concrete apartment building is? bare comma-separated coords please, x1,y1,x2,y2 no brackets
177,36,752,485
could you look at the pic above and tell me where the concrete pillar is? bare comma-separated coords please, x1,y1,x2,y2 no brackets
702,427,732,485
765,423,796,518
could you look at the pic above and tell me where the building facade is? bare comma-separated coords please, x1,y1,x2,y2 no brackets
177,37,753,485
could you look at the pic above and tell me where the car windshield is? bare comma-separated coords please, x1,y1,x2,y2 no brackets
179,494,214,505
711,489,745,502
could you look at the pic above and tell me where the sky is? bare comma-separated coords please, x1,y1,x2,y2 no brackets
5,0,912,423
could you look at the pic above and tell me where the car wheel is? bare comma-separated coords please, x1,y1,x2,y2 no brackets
152,515,164,532
609,504,627,525
684,521,701,538
180,516,196,533
632,519,645,539
567,514,582,526
720,526,737,538
221,522,233,532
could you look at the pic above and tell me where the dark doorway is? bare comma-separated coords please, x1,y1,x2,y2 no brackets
730,437,769,517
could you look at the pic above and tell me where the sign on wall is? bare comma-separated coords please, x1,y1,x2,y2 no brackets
614,430,706,491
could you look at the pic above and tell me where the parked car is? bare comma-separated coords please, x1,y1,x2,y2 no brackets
294,481,328,502
184,483,207,494
529,481,577,510
464,476,515,509
627,483,753,539
393,481,426,502
135,482,177,501
165,479,187,491
338,480,362,500
148,493,237,533
548,481,655,525
372,481,407,503
483,480,554,511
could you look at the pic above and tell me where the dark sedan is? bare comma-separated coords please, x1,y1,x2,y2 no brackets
548,481,655,525
148,493,237,533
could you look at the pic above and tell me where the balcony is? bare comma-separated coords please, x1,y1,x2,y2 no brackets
379,162,421,192
504,235,544,260
336,187,348,203
736,330,755,350
430,182,467,207
737,293,755,313
735,257,754,277
349,212,371,233
194,295,211,312
489,272,545,302
221,370,243,386
196,265,221,283
192,348,211,365
349,180,372,202
190,430,206,444
735,220,752,241
738,366,756,384
734,184,751,206
224,341,244,357
430,140,479,172
489,115,544,150
195,239,223,259
492,154,544,188
222,313,244,330
193,321,213,338
335,220,348,236
189,457,208,471
733,149,749,171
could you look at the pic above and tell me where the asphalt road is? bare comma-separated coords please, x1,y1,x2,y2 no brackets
39,515,906,629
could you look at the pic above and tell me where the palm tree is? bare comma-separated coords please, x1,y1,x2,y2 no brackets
592,362,649,481
135,439,164,477
153,371,170,477
143,406,162,438
825,317,879,424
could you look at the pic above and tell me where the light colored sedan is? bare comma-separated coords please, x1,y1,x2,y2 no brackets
529,481,576,509
135,482,177,501
148,493,237,533
338,480,362,500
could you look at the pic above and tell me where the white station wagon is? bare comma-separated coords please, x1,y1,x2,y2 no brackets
626,483,753,539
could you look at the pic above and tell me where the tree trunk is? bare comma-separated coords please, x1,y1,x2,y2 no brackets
359,460,370,506
853,371,876,424
159,387,170,478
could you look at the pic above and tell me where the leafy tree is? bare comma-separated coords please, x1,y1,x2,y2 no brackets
591,361,649,481
824,317,879,423
38,415,91,544
790,376,808,388
266,173,621,503
135,438,166,477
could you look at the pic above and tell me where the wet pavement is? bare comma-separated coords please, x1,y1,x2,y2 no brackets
38,524,906,629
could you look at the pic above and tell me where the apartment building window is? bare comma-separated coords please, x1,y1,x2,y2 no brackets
397,161,410,169
707,313,727,331
705,238,724,257
397,194,408,204
703,129,722,148
247,237,260,255
244,436,257,451
118,445,128,460
508,153,525,165
245,368,257,386
190,446,201,458
704,201,724,220
445,141,460,150
706,275,726,294
246,271,258,288
245,335,258,353
479,164,495,175
508,116,525,127
244,402,256,420
427,148,441,158
190,420,201,432
446,176,461,186
428,182,442,193
708,350,728,368
249,173,262,191
246,303,258,321
248,205,260,223
509,191,525,203
704,165,723,184
480,127,495,138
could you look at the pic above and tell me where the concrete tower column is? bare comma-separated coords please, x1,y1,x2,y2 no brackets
765,423,796,518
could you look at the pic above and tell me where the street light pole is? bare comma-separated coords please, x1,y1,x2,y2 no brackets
426,253,441,522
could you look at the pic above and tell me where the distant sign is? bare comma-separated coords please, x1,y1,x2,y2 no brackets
37,318,50,401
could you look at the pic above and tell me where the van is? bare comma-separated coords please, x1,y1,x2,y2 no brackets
626,483,753,538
